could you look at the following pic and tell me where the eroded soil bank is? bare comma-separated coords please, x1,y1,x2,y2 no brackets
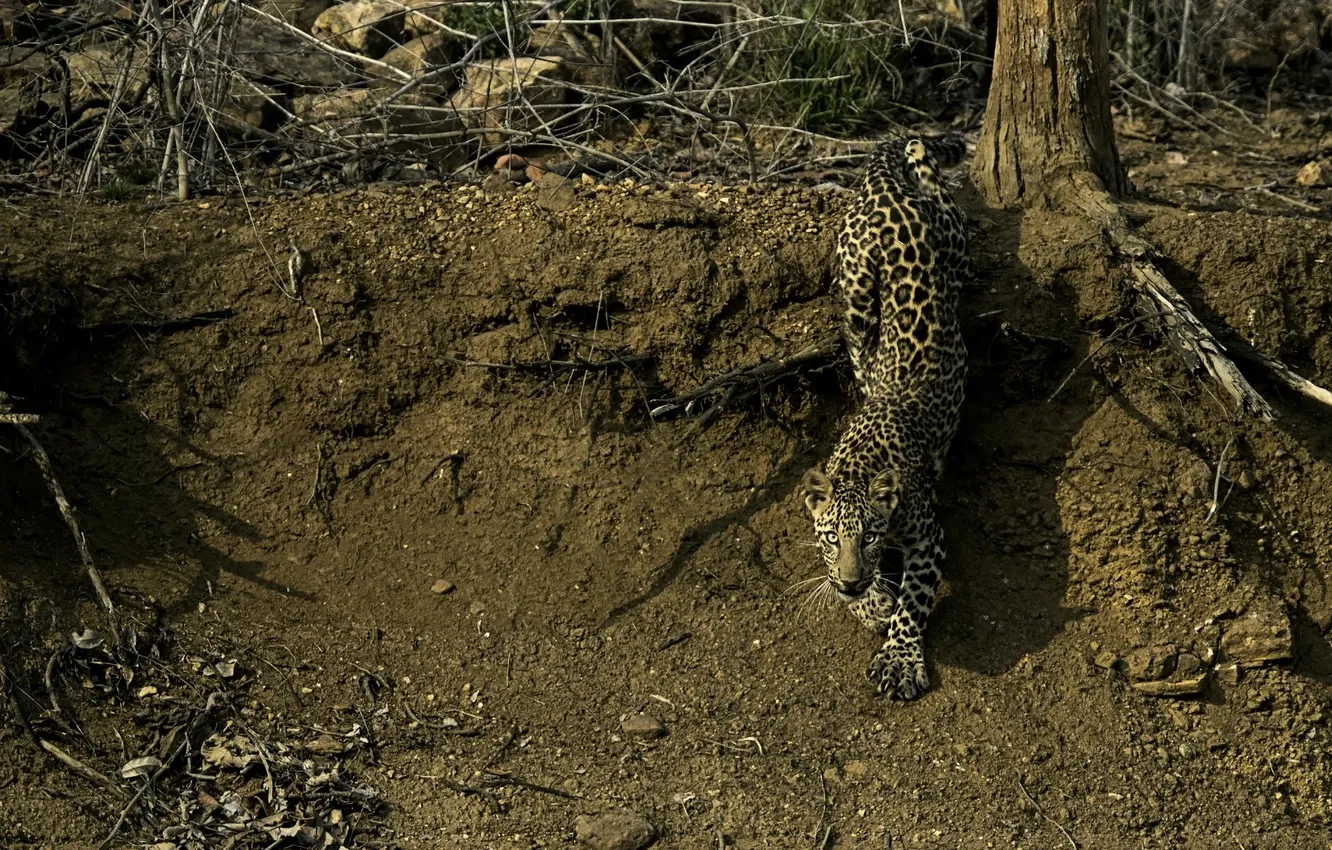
2,137,1331,849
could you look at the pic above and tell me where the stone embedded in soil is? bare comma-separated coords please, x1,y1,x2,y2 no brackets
1132,673,1207,698
1094,650,1120,670
430,579,455,594
621,713,666,739
574,809,655,850
843,760,871,780
1296,160,1332,187
377,32,460,85
312,0,405,58
1179,459,1211,499
1221,607,1293,665
1122,644,1178,681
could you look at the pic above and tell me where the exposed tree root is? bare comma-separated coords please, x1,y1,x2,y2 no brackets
1072,188,1331,421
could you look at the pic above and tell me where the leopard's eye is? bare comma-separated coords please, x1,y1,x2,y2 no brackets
821,531,839,546
862,531,879,545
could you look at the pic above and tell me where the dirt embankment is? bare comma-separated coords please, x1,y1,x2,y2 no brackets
1,154,1331,849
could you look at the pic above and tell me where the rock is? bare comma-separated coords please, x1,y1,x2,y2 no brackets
66,45,150,111
527,22,614,86
293,88,464,165
211,82,286,133
400,0,451,39
1237,468,1258,490
231,19,361,91
574,809,655,850
252,0,335,29
0,48,56,136
312,0,406,58
1218,663,1242,686
495,153,529,171
1222,4,1319,72
536,172,577,211
620,713,666,739
1132,673,1207,697
430,579,455,594
447,56,572,145
1122,644,1178,681
1221,606,1293,665
842,760,871,780
378,32,461,86
1296,160,1332,187
1164,151,1188,165
1179,459,1211,499
1174,652,1204,678
1093,650,1120,670
481,173,515,195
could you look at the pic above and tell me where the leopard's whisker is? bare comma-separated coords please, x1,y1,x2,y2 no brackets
796,580,829,622
783,574,827,596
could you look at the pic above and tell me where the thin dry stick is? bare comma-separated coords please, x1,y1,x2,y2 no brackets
149,0,190,201
1017,776,1078,849
12,424,120,645
39,739,125,796
1046,315,1160,403
1250,185,1319,213
1205,435,1235,524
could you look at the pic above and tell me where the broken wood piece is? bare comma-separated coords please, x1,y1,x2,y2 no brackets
648,335,844,425
1129,261,1276,421
1230,342,1332,412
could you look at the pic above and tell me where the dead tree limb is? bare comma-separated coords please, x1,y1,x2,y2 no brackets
648,335,844,426
1083,201,1327,423
1128,261,1276,421
1229,340,1332,412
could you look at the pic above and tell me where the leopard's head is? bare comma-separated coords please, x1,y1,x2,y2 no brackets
801,466,898,599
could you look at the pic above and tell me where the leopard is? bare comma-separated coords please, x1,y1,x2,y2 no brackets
800,133,971,701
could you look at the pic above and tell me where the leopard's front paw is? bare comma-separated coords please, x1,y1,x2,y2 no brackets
865,645,929,701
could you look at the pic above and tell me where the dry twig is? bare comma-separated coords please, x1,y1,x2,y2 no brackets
10,423,121,644
649,335,844,426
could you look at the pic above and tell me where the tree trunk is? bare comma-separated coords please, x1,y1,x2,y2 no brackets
971,0,1128,210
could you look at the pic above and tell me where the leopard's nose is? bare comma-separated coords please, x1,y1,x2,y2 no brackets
834,578,872,597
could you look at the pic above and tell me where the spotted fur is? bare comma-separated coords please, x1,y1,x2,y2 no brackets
802,134,970,701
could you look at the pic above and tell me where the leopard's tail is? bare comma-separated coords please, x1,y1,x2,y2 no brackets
921,131,969,168
900,134,963,202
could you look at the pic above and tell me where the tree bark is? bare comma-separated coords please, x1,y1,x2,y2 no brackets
971,0,1128,209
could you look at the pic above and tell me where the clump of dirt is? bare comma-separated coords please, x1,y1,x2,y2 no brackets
1,149,1330,849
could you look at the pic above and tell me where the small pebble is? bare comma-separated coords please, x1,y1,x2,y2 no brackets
620,713,667,739
574,809,654,850
430,579,455,594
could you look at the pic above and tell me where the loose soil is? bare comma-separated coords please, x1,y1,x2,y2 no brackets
2,120,1332,850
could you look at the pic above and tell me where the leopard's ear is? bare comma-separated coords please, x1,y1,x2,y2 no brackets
802,467,833,518
869,468,899,513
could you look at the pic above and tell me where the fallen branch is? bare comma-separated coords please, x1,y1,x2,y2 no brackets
39,739,125,797
442,351,651,373
648,335,844,426
10,423,121,645
1228,339,1332,413
1127,259,1275,421
78,308,235,335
